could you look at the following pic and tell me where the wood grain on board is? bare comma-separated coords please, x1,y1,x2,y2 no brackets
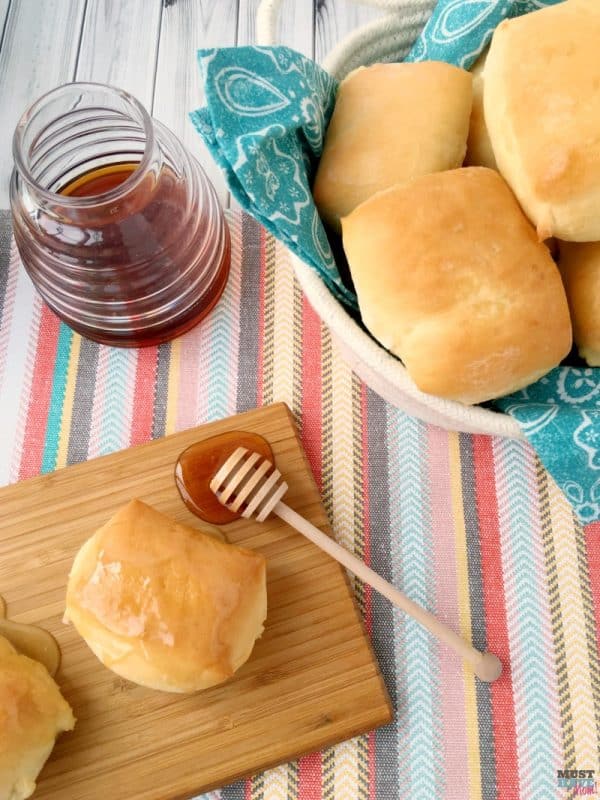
0,403,392,800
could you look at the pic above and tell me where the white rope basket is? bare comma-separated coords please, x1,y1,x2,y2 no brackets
256,0,522,439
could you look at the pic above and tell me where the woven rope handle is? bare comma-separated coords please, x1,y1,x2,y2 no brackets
256,0,436,78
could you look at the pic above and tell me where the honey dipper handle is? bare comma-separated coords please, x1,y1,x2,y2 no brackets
273,501,502,683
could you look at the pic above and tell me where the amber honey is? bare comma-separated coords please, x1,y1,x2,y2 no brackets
11,83,230,348
60,161,138,197
175,431,274,525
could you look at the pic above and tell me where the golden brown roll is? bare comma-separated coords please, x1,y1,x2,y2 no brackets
559,241,600,366
464,49,497,170
341,167,572,405
65,500,267,693
484,0,600,241
313,61,472,231
0,635,75,800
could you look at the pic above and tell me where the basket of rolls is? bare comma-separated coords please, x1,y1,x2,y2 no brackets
192,0,600,483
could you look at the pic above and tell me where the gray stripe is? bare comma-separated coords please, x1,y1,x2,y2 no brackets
216,782,245,800
459,433,497,800
66,337,99,464
152,342,171,438
236,214,261,413
367,389,400,800
0,210,12,326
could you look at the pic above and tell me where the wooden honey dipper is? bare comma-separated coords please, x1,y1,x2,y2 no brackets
211,447,503,683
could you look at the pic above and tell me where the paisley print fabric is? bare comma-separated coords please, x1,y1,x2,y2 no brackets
495,369,600,523
190,46,356,309
191,0,600,522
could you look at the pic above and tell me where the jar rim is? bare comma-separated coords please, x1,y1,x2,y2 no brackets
12,81,156,206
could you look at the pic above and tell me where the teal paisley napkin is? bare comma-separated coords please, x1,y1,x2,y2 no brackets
494,370,600,523
191,0,600,523
190,47,355,309
405,0,563,68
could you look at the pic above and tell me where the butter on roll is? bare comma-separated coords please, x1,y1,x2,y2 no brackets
0,635,75,800
65,499,267,693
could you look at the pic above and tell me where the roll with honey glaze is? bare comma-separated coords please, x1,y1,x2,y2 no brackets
312,61,472,231
65,500,267,693
341,167,572,405
0,635,75,800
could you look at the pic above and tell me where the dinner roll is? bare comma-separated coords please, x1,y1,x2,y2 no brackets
65,500,267,693
0,635,75,800
341,167,572,405
313,61,472,231
464,49,496,170
484,0,600,241
559,241,600,366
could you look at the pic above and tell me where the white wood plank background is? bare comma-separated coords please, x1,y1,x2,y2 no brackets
0,0,380,208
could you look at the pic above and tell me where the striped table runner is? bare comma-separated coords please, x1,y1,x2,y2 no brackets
0,210,599,800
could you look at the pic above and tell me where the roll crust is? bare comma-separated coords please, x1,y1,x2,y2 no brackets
465,49,497,170
484,0,600,241
313,61,472,231
65,500,267,693
341,167,572,404
559,241,600,366
0,636,75,800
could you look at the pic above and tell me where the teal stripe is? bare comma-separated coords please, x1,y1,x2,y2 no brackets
495,438,556,798
41,323,73,473
98,348,135,455
386,406,441,798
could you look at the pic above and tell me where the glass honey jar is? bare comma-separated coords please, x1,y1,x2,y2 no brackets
10,83,230,347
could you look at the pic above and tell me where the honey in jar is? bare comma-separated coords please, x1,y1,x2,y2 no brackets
10,83,230,347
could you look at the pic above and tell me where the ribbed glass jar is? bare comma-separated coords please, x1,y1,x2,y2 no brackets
10,83,230,347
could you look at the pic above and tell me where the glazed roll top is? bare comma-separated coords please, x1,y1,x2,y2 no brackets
65,499,267,693
0,635,75,800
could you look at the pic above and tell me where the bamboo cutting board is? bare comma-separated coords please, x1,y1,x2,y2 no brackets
0,402,392,800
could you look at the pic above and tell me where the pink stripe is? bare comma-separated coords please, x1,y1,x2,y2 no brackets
18,307,61,479
129,347,158,446
297,752,322,800
368,730,376,800
426,426,468,798
177,323,207,430
474,436,520,800
584,522,600,664
360,384,373,635
301,296,322,489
